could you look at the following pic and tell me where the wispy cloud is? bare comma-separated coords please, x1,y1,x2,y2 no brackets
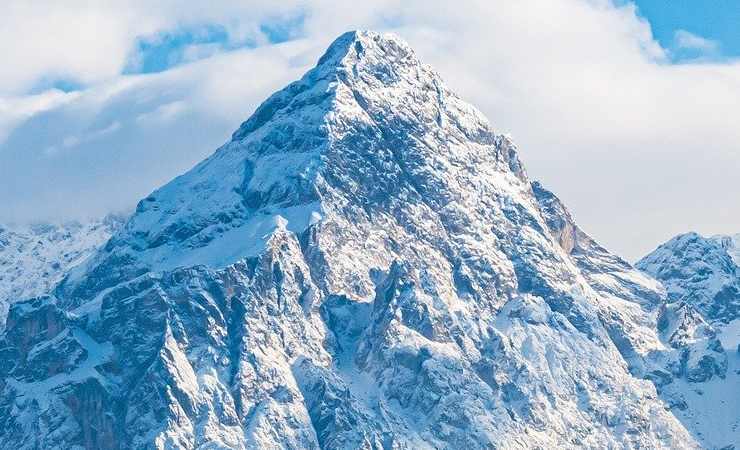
123,26,236,74
672,29,721,61
0,40,313,223
0,1,308,95
674,29,719,52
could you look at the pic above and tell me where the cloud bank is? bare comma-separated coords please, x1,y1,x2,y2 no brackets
1,0,739,261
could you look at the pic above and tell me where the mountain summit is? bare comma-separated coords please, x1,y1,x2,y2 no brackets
0,31,713,449
60,29,528,294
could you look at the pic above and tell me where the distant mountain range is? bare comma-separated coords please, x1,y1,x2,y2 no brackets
0,216,123,327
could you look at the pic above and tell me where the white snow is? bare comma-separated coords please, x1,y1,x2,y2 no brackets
140,202,323,272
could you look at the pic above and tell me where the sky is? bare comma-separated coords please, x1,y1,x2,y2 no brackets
631,0,740,60
1,0,739,261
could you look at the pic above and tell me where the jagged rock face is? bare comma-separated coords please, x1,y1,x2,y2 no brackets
715,233,740,266
0,216,124,328
0,31,704,449
655,302,727,383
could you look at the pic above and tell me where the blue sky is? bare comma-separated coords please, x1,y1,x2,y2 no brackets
19,1,740,92
632,0,740,61
124,14,305,75
121,1,740,76
117,1,740,77
1,0,739,260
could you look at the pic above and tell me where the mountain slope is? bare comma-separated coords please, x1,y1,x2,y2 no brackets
0,31,700,449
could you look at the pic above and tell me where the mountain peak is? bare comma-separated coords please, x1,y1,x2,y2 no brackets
231,30,429,142
62,29,522,292
316,30,417,71
638,231,740,321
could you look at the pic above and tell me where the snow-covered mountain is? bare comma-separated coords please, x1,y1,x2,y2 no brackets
0,30,735,449
637,232,740,447
0,216,124,328
638,232,739,323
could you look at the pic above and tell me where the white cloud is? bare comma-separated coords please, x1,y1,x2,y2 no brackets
0,89,80,142
1,0,739,261
674,29,720,53
0,0,307,94
0,39,315,222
